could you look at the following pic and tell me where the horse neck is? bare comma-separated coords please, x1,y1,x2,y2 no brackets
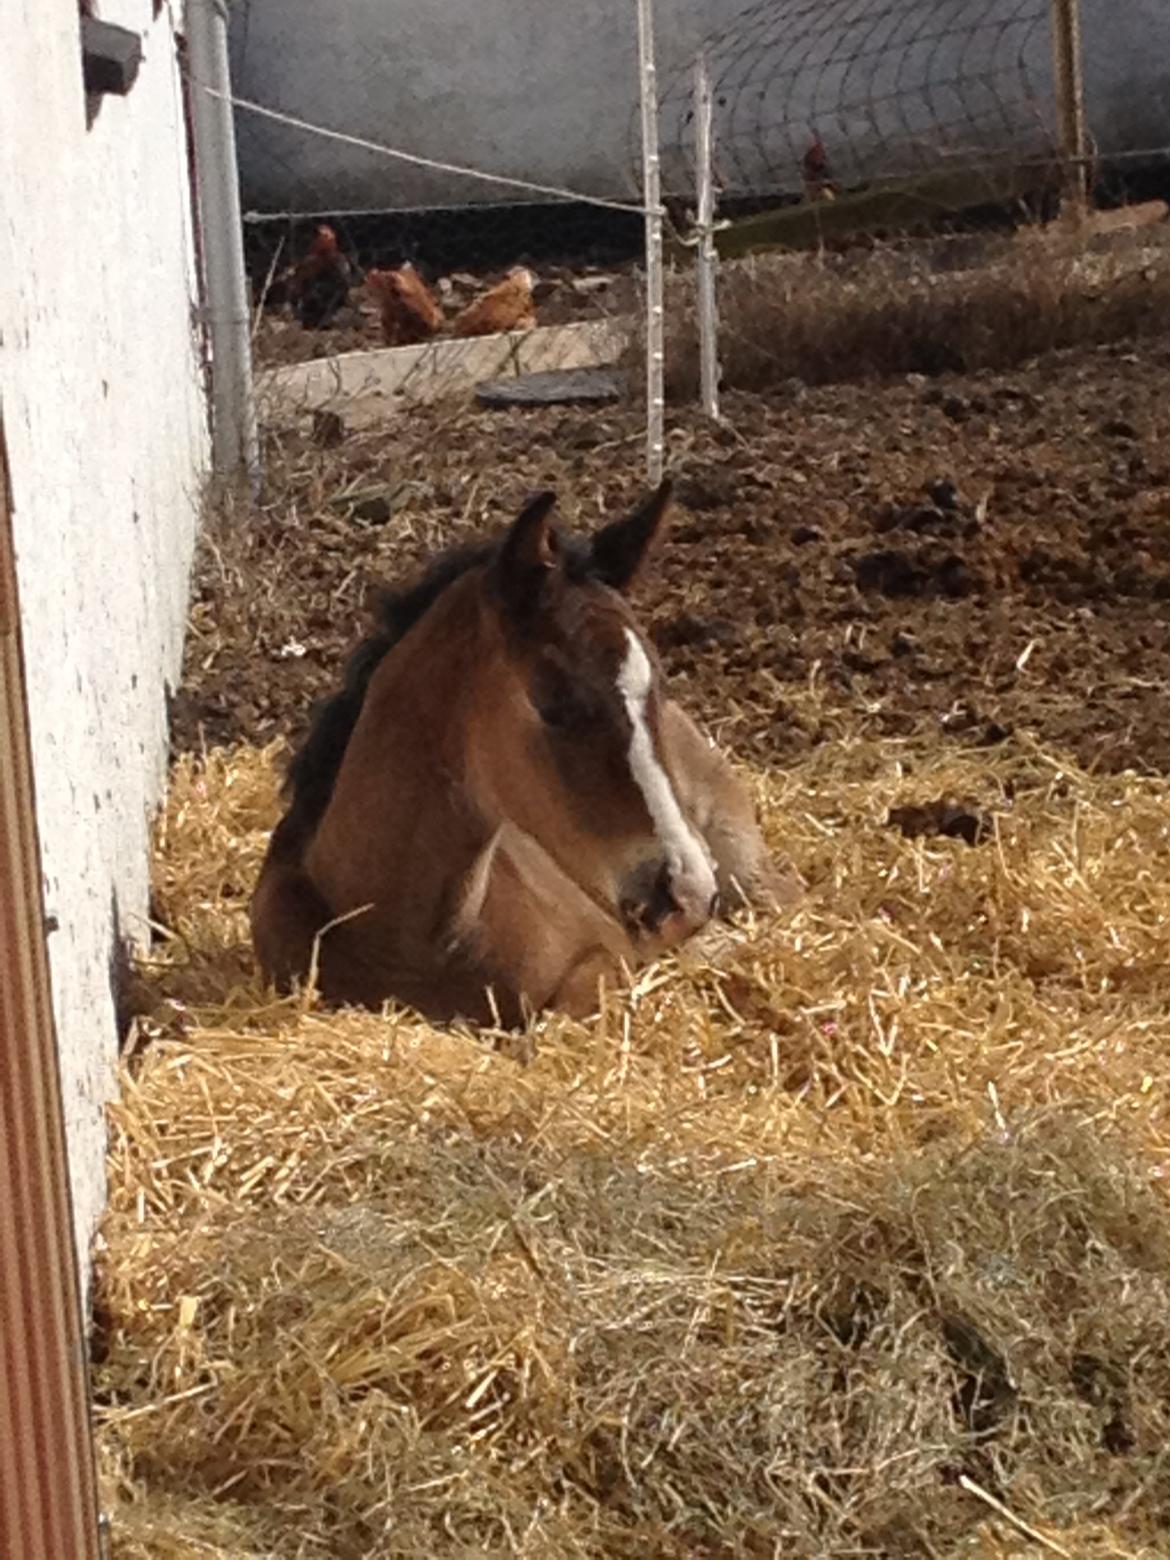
305,573,507,915
361,569,511,797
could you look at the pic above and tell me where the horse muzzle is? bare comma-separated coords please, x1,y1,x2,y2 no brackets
620,860,719,947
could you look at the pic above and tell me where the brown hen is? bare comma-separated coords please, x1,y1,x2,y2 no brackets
285,225,353,329
451,267,537,338
366,264,445,347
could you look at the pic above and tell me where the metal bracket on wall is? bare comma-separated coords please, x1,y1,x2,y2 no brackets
81,16,143,97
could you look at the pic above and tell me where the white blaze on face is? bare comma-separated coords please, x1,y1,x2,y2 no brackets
616,628,717,918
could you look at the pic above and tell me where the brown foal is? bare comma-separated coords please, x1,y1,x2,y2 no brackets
251,480,790,1024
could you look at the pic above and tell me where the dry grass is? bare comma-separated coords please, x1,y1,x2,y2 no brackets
96,718,1170,1557
656,225,1170,401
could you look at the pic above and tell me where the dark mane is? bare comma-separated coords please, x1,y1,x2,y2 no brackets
278,524,596,846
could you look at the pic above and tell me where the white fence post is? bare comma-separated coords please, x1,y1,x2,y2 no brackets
636,0,665,486
186,0,262,494
693,51,719,420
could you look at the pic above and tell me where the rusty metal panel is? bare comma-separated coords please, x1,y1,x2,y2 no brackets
0,413,102,1560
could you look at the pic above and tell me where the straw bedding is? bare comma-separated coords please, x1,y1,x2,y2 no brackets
96,334,1170,1556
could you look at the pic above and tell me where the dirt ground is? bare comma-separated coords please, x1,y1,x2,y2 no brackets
177,334,1170,781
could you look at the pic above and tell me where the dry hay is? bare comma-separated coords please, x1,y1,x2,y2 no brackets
654,222,1170,402
94,718,1170,1558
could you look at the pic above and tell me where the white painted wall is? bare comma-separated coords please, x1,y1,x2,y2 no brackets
227,0,1170,214
0,0,208,1271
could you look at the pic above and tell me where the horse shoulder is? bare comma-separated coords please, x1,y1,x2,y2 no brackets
439,819,637,1018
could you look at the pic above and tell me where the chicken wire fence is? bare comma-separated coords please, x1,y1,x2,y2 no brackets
647,0,1170,416
651,0,1064,203
245,207,646,444
244,203,646,405
647,0,1072,416
196,0,1168,479
216,0,663,466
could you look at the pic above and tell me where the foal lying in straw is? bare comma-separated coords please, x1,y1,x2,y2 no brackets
252,480,796,1023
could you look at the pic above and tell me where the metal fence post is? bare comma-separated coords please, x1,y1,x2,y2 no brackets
185,0,262,494
693,52,719,421
637,0,666,485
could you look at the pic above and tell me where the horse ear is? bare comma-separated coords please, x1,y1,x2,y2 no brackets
590,478,673,592
495,490,560,614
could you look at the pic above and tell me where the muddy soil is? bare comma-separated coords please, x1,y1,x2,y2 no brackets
174,335,1170,777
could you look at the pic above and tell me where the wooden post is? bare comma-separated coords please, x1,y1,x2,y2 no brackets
636,0,665,484
693,51,719,420
0,416,103,1560
1050,0,1088,223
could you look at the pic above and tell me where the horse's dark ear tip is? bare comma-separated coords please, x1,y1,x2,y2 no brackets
511,489,557,527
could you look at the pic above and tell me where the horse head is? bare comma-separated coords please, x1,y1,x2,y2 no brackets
463,480,719,946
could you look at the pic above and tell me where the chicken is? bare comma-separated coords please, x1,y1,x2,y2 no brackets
365,264,444,346
285,225,353,329
450,267,537,339
801,137,836,203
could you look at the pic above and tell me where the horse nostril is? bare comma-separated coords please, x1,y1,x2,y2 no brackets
708,889,721,918
621,863,681,936
645,864,680,930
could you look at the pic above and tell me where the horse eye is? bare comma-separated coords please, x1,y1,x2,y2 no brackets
538,698,579,732
533,660,597,734
534,677,590,732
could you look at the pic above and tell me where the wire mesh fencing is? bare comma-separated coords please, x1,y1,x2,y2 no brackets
203,0,1170,460
645,0,1170,411
215,0,675,460
652,0,1063,207
241,198,654,449
245,204,644,402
